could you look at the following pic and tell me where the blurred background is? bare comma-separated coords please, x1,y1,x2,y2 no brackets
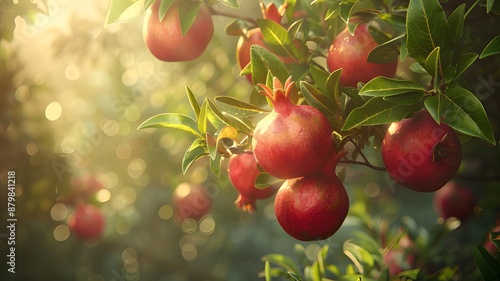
1,0,500,281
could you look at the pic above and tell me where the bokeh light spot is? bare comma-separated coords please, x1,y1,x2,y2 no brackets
127,158,146,178
65,64,81,81
15,85,30,103
116,143,133,160
122,248,137,264
364,182,380,198
103,119,120,136
45,101,62,121
26,142,38,156
181,218,198,234
125,105,141,122
199,217,215,235
50,203,69,221
158,205,174,220
53,224,70,241
122,69,138,86
96,189,111,203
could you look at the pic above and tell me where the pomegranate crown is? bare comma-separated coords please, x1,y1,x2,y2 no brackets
257,76,294,105
260,2,287,24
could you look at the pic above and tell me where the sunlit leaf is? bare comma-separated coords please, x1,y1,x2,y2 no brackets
258,19,299,59
342,98,421,130
158,0,175,21
214,96,268,117
262,254,302,276
425,87,495,144
105,0,145,26
250,45,290,86
178,0,202,36
186,86,200,119
359,77,426,97
182,139,209,174
479,35,500,58
137,113,201,137
217,0,239,8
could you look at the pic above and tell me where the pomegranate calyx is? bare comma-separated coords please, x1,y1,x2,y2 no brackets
234,195,257,213
257,76,295,113
260,2,285,24
433,133,460,165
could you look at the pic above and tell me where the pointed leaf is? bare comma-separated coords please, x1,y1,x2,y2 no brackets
209,152,224,178
424,87,495,144
406,0,452,65
343,241,375,273
300,81,337,115
425,47,440,82
473,244,500,280
214,96,268,117
217,0,239,8
480,35,500,58
182,139,209,174
384,92,424,105
456,52,478,78
178,0,202,36
105,0,144,26
359,77,426,97
262,254,302,276
250,45,290,86
186,86,200,118
367,33,404,64
342,98,421,130
448,4,466,43
257,19,299,59
137,113,201,137
158,0,175,21
327,69,343,104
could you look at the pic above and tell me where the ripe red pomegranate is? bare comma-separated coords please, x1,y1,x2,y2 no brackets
433,181,476,221
143,1,213,62
67,204,105,241
274,150,349,241
252,77,334,179
173,183,212,222
326,21,398,87
228,152,279,213
381,110,462,192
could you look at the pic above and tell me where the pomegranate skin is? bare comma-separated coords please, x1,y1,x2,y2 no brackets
326,23,397,87
433,181,476,221
274,173,349,241
173,183,212,222
252,78,333,179
381,110,462,192
143,1,213,62
228,153,279,212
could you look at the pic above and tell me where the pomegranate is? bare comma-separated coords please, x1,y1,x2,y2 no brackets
252,77,334,179
227,152,279,213
67,204,105,241
433,181,476,221
173,183,212,222
71,174,104,200
274,151,349,241
326,21,398,87
381,110,462,192
143,0,213,62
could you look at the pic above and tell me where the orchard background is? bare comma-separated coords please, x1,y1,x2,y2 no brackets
1,0,500,280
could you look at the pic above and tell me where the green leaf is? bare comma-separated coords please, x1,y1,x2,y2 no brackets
264,261,272,281
425,47,440,84
186,86,200,119
300,81,337,115
480,35,500,59
209,153,224,178
359,77,426,97
137,113,201,137
257,19,299,59
262,254,302,277
214,96,268,117
310,64,330,93
250,45,290,86
424,87,495,144
406,0,452,66
178,0,202,36
158,0,175,21
217,0,239,8
326,69,343,105
342,98,421,130
473,244,500,280
198,99,234,134
255,172,283,189
309,261,322,281
367,33,404,64
455,52,478,78
383,91,424,106
343,241,375,274
182,139,209,174
286,271,302,281
105,0,145,26
447,4,465,43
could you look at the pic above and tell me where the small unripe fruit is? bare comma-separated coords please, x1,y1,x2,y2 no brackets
228,153,278,213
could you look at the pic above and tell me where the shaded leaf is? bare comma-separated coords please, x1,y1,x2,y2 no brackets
217,0,239,8
300,81,337,115
262,254,302,276
137,113,201,137
425,47,440,82
448,4,465,43
456,52,478,78
214,96,268,117
343,241,375,273
367,33,404,64
473,244,500,280
209,152,224,178
359,77,426,97
342,98,421,130
250,45,290,86
383,92,424,106
480,35,500,58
